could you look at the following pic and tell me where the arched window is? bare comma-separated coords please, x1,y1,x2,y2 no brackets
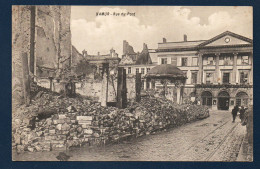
236,92,249,106
201,91,212,106
218,91,230,98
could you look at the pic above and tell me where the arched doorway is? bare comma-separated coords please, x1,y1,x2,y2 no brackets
218,91,230,110
201,91,212,107
236,92,249,107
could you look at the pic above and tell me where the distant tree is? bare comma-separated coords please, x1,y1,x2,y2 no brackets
74,60,97,77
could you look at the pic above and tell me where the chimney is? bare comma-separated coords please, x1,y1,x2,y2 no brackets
184,34,187,42
82,49,87,56
97,52,100,56
163,38,167,43
110,48,115,57
123,40,127,55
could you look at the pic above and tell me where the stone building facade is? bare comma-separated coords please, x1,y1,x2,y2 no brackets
155,31,253,110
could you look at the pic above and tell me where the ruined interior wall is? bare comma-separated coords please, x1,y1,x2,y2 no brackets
36,6,71,70
36,6,59,69
76,75,136,102
59,6,71,69
12,6,72,106
12,6,31,107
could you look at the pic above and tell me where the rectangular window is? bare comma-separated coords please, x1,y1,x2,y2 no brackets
181,58,188,66
206,73,213,84
241,56,249,65
240,72,249,84
128,67,131,74
192,57,198,66
219,56,232,66
161,58,167,64
191,72,198,84
223,72,230,84
147,68,150,73
171,57,177,66
141,68,145,74
207,57,214,65
136,68,139,74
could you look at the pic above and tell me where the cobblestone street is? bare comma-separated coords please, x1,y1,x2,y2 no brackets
13,110,247,161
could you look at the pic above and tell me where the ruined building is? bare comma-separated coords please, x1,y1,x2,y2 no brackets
12,6,72,106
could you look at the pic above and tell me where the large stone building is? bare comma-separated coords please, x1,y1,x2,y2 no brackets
155,31,253,110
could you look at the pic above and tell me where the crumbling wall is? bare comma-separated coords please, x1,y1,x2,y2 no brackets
76,75,136,102
12,6,32,107
36,6,71,70
12,6,72,107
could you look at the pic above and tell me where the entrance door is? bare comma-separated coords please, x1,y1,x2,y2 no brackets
218,97,229,110
218,91,230,110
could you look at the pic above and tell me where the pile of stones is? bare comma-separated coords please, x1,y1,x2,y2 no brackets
12,92,209,153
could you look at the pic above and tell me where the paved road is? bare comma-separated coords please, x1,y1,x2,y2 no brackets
13,110,246,161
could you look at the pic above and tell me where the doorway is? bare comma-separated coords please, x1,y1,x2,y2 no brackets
201,91,212,107
218,91,230,110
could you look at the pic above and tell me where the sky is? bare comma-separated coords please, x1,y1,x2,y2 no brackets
71,6,253,57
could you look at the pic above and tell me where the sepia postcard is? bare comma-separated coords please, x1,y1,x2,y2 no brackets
12,6,253,161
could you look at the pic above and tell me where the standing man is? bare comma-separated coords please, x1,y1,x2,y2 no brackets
232,105,239,122
239,106,245,122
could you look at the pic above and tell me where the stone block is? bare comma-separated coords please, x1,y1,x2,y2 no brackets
57,119,65,124
76,116,92,121
65,118,71,123
61,123,70,131
83,129,93,134
35,145,42,151
78,120,92,125
53,120,58,124
57,135,66,140
61,131,69,135
81,124,91,128
56,124,62,130
49,129,56,134
59,115,66,119
28,147,35,152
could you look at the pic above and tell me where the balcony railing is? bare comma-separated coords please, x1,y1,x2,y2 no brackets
195,83,253,88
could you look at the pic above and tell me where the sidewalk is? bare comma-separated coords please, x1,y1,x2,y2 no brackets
237,134,253,162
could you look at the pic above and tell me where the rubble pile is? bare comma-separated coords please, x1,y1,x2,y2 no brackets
12,93,209,153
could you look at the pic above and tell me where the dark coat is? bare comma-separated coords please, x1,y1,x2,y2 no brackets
232,106,239,115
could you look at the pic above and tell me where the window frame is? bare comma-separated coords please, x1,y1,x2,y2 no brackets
240,71,249,84
181,57,188,66
161,58,167,64
191,57,198,66
205,72,213,84
136,68,139,74
222,72,230,84
191,71,198,84
128,67,131,74
141,68,145,74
